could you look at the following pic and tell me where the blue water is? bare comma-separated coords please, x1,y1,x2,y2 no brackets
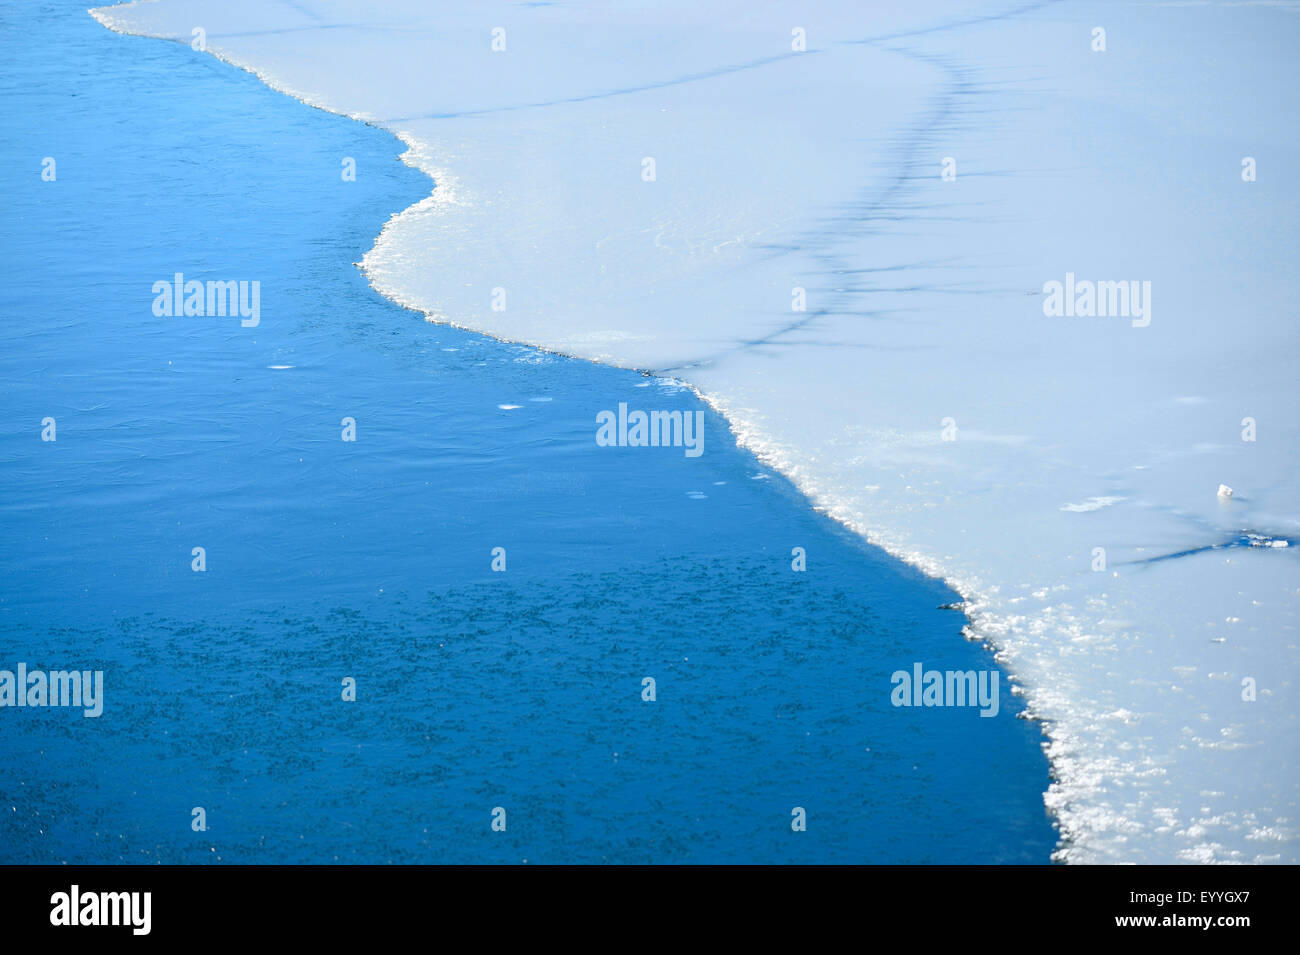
0,2,1055,863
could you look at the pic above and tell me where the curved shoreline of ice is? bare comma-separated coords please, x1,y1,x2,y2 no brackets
89,0,1300,863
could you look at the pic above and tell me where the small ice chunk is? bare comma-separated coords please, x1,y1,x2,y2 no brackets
1217,484,1233,499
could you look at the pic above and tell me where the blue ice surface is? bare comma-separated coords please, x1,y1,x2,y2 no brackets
0,2,1055,863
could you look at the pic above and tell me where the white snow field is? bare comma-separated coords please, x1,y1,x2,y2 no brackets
91,0,1299,863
